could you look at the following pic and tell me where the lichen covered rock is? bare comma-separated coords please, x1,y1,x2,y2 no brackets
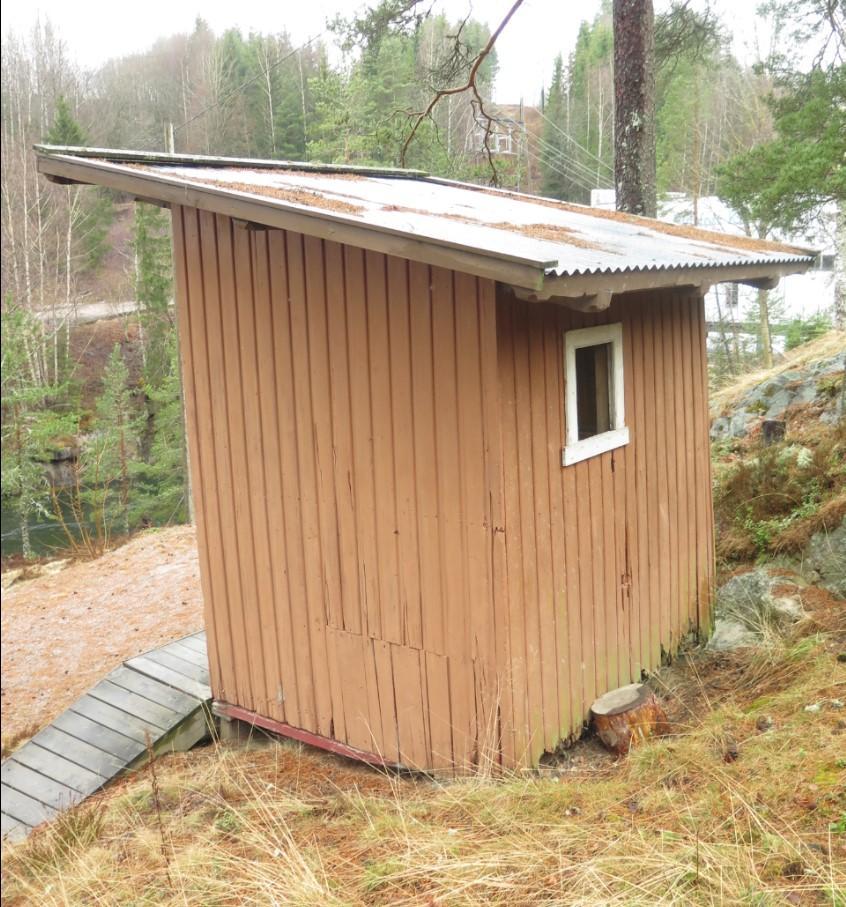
800,517,846,599
707,568,805,651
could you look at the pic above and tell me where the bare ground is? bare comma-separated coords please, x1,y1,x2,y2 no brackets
1,526,203,746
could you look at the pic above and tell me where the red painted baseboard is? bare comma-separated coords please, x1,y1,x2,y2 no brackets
213,701,395,768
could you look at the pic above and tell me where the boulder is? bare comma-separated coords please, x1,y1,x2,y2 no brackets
710,416,730,441
801,517,846,599
708,618,759,652
729,411,753,438
763,387,794,421
707,568,805,651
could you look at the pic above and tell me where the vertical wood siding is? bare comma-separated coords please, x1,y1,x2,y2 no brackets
172,207,500,770
171,204,714,771
495,287,715,766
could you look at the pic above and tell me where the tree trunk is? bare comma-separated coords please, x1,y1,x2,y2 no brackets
613,0,657,218
757,287,774,369
591,683,669,755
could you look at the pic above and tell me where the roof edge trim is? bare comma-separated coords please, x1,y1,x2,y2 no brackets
531,260,812,300
34,144,430,179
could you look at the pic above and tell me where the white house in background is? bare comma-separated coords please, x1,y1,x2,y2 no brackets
590,190,837,348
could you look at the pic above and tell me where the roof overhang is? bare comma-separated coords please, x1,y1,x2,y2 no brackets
36,147,817,304
36,150,552,293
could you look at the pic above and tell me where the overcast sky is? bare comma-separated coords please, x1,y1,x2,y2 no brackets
1,0,772,103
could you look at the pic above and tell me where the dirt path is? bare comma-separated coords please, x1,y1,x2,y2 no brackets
1,526,203,744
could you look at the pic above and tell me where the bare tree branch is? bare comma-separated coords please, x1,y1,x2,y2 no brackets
399,0,525,184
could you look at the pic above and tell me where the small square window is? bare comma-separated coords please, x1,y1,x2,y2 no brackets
563,323,629,466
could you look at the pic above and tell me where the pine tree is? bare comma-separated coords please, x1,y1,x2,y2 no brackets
131,336,189,527
541,55,571,199
46,95,86,146
1,307,75,558
133,203,173,391
82,344,141,545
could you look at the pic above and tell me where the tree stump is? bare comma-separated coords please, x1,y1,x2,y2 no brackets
761,419,786,446
591,683,669,755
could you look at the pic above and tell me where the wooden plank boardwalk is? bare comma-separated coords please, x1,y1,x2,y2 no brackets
1,632,212,843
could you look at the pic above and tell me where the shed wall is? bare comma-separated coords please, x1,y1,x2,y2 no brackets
171,206,501,770
495,288,715,765
171,204,715,771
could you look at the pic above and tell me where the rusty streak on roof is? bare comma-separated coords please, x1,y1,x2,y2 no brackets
34,146,816,296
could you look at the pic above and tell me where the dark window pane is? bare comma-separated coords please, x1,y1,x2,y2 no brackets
575,342,612,440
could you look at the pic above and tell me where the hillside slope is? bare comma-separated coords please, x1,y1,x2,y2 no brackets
710,332,845,572
2,589,844,905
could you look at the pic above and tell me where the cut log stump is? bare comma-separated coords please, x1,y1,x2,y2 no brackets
591,683,669,755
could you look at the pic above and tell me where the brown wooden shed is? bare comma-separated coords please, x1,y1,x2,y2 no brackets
37,147,815,771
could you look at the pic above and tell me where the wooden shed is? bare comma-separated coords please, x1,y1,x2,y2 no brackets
37,147,815,771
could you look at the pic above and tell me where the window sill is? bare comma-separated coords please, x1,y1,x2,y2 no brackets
562,426,630,466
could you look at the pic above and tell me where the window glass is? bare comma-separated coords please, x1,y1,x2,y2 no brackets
575,341,612,439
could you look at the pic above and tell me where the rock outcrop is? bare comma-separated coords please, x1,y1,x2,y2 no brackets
711,352,844,441
799,517,846,599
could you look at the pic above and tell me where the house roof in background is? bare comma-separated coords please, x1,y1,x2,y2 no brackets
35,146,816,298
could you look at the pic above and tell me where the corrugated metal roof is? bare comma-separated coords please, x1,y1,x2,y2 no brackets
147,164,814,279
34,147,815,294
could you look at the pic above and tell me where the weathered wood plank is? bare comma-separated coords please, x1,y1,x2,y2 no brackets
177,634,208,656
1,810,29,841
0,786,56,829
159,640,210,671
29,726,124,779
51,712,146,764
69,696,162,745
252,230,299,727
1,762,83,811
125,654,212,701
107,665,202,714
149,646,211,684
89,680,182,731
179,207,237,704
9,744,104,796
286,229,333,739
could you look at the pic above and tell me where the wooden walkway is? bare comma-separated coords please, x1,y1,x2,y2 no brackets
1,632,212,843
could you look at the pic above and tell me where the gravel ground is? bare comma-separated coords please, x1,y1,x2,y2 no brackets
1,526,203,744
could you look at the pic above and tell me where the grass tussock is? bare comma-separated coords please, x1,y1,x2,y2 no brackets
3,603,845,906
1,723,41,760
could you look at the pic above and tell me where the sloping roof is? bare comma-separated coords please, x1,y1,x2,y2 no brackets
35,146,815,298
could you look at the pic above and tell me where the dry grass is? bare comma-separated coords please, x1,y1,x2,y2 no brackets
710,331,846,417
1,723,40,761
3,606,845,906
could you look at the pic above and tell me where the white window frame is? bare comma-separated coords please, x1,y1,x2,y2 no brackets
562,322,629,466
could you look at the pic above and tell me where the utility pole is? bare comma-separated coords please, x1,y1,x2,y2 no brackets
165,122,175,154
